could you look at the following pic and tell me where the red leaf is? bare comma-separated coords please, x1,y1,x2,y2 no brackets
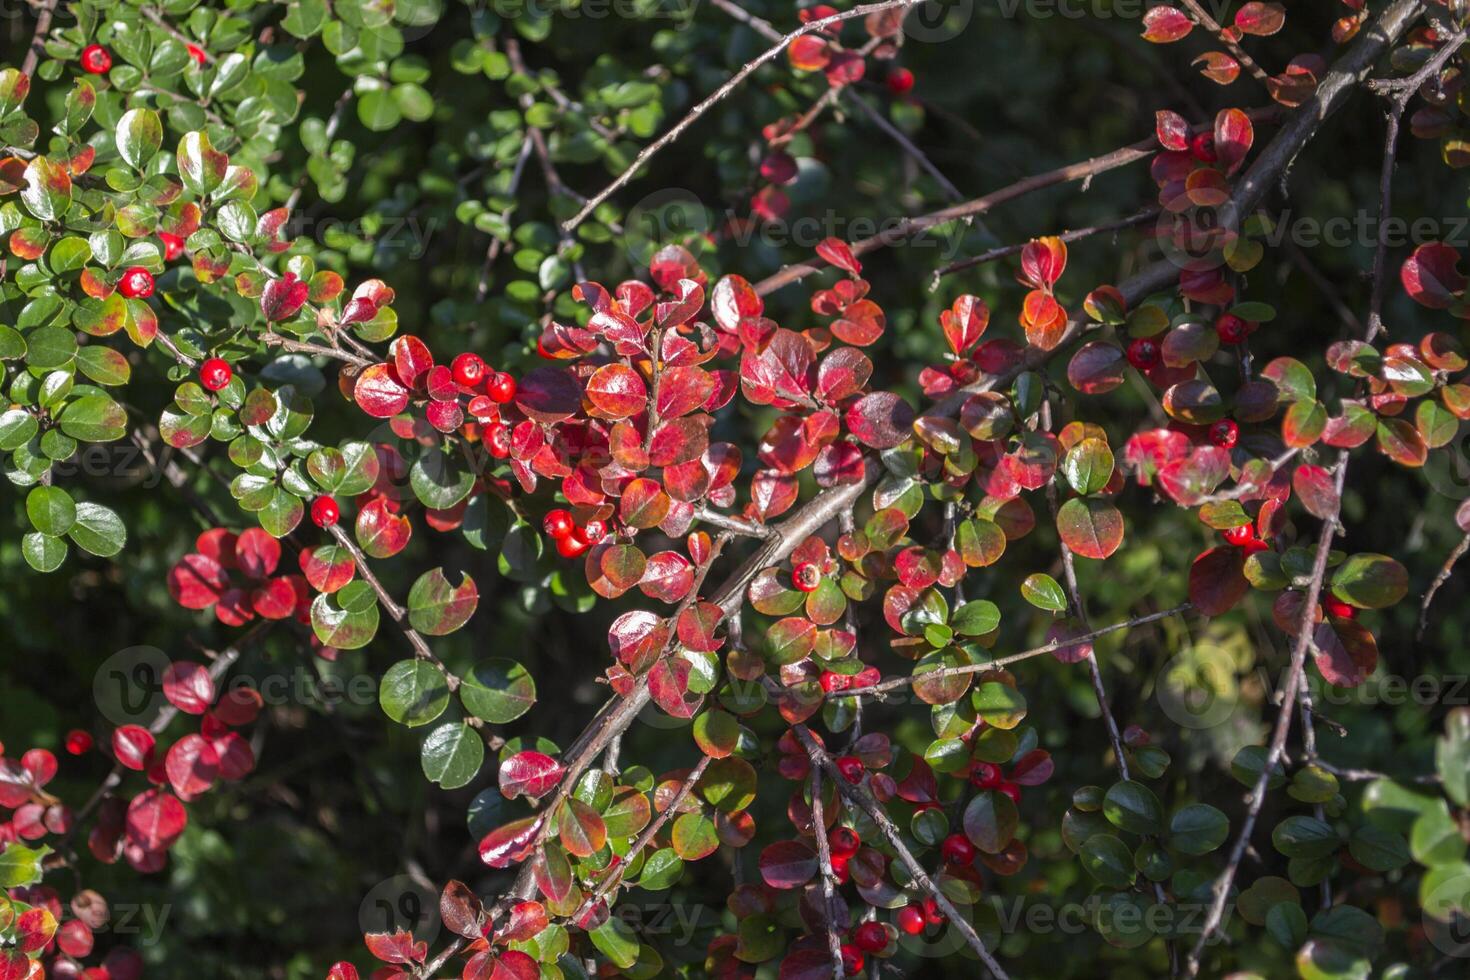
1142,6,1193,42
478,815,544,869
499,751,564,801
1213,108,1253,174
515,366,583,424
1235,1,1285,36
167,553,229,609
162,661,215,715
816,237,861,276
1155,109,1191,151
1019,236,1067,289
363,929,427,965
353,364,410,418
1401,242,1466,309
1188,546,1249,616
164,733,219,801
740,329,816,406
940,294,990,355
260,272,308,321
845,391,914,448
125,788,187,851
758,839,817,889
112,725,155,771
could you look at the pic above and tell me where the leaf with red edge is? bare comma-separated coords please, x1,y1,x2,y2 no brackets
1155,110,1191,151
1019,236,1067,289
620,478,671,528
1401,242,1466,309
816,237,861,275
326,963,359,980
1067,341,1126,394
363,930,427,965
1214,108,1254,174
758,839,817,889
1235,1,1285,35
940,294,990,355
1057,498,1124,560
1189,546,1249,616
515,366,582,424
649,656,701,718
608,610,669,673
163,661,215,715
167,553,229,609
499,751,563,801
640,550,695,603
478,815,544,869
1292,464,1338,518
845,391,914,448
558,797,607,857
354,364,410,418
390,336,433,391
1194,51,1241,85
740,329,816,405
300,545,355,593
1142,6,1193,42
711,274,763,332
356,497,412,559
260,272,308,321
1313,619,1378,687
125,788,187,851
1376,417,1428,466
164,733,219,800
112,725,155,771
831,298,886,347
585,363,648,419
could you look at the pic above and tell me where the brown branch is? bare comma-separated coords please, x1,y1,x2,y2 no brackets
1419,531,1470,639
261,331,376,369
809,760,846,977
930,208,1158,288
828,604,1191,700
791,722,1010,979
21,0,56,77
693,505,773,538
562,0,923,231
1185,456,1348,974
1364,30,1469,341
1178,0,1271,84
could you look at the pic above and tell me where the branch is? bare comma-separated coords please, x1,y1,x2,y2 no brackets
929,209,1158,288
693,505,773,538
1178,0,1271,84
1419,531,1470,639
21,0,57,78
262,331,376,369
809,761,846,977
1185,456,1348,974
792,722,1010,979
562,0,922,232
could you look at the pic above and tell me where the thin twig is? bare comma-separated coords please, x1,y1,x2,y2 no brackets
563,0,922,231
20,0,56,77
930,208,1158,289
809,762,846,977
1178,0,1272,84
1419,531,1470,639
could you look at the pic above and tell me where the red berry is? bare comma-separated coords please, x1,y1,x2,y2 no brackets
64,730,93,755
452,353,487,388
1125,337,1160,370
897,905,926,935
556,534,589,558
819,671,849,694
486,423,510,459
887,67,914,95
543,508,575,540
575,519,608,546
159,232,185,261
1241,538,1270,557
199,357,232,392
487,372,517,403
792,561,822,592
835,755,865,785
969,761,1002,788
940,833,976,866
1323,596,1357,619
839,945,864,977
80,45,112,74
921,895,946,925
311,496,339,528
853,921,887,953
1209,419,1239,449
1190,131,1217,163
830,852,851,884
186,43,207,65
1222,524,1254,547
1215,313,1249,344
828,826,861,858
117,266,154,298
997,782,1021,804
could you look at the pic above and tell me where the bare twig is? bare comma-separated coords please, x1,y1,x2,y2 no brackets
930,208,1158,289
20,0,56,77
809,762,846,977
1419,531,1470,639
1178,0,1272,84
694,505,773,538
563,0,922,231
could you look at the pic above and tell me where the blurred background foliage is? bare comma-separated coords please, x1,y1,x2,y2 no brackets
4,0,1469,976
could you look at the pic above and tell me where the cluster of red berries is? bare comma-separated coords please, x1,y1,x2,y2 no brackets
969,761,1022,803
311,496,340,529
542,508,607,558
895,896,948,936
454,353,518,459
840,917,893,974
1220,521,1269,556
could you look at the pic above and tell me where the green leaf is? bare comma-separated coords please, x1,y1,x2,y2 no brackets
0,842,51,888
1329,553,1408,609
58,394,127,443
1020,572,1067,612
76,346,131,386
1411,800,1466,867
971,681,1026,730
1438,709,1470,806
421,721,484,789
1169,803,1228,855
26,485,75,536
411,449,474,510
22,156,72,221
117,108,163,169
68,501,126,557
1271,815,1342,859
951,599,1001,637
459,659,536,723
21,531,67,572
310,579,380,650
1103,780,1164,835
1061,437,1114,495
407,568,478,635
379,659,450,728
1347,824,1410,872
589,915,640,970
1080,834,1135,888
962,789,1018,854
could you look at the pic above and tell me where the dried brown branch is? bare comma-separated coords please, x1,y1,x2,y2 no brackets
1419,531,1470,639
